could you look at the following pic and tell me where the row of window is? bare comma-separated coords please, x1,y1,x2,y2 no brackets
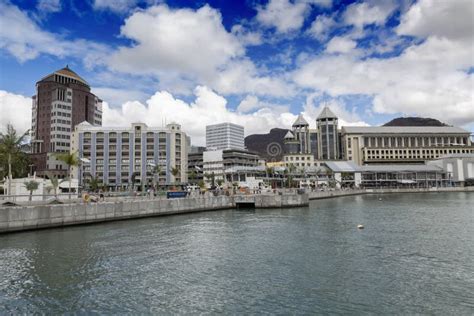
358,136,469,148
365,148,474,160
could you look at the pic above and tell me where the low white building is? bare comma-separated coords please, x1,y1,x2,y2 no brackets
428,154,474,185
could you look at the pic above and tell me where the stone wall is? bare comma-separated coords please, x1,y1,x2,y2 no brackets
0,196,234,233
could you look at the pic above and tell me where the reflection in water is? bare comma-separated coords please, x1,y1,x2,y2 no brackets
0,192,473,314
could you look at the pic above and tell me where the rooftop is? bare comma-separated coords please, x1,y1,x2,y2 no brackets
360,164,444,173
341,126,469,134
40,65,89,85
324,161,362,172
292,114,309,126
317,106,338,120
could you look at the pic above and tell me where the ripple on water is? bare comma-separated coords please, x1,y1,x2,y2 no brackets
0,192,473,314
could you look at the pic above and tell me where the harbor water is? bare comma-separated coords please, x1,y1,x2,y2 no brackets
1,192,473,314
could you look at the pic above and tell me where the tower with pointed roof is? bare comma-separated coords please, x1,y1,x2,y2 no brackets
30,66,103,177
316,106,339,160
292,114,311,154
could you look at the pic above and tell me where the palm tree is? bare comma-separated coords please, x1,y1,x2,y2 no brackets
47,173,60,199
171,167,180,185
152,165,162,189
204,172,215,188
55,151,80,198
88,176,101,192
24,180,39,202
189,170,197,184
0,124,31,197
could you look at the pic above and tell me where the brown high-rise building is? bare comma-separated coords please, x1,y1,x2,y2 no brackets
30,66,102,177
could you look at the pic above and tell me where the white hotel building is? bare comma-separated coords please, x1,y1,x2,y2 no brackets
71,122,188,190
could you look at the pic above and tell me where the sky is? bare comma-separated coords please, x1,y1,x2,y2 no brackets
0,0,473,145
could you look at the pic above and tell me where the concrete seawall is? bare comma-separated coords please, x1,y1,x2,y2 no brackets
1,188,472,234
0,193,309,233
308,186,474,200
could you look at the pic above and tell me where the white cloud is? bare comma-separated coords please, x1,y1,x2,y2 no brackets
0,91,31,133
304,0,332,7
0,2,64,62
326,36,357,53
93,0,140,13
293,35,474,126
397,0,474,41
237,95,260,113
37,0,61,13
107,4,290,97
307,14,336,41
343,0,397,29
0,2,109,65
91,87,149,107
211,60,294,97
231,24,262,46
110,5,243,78
102,86,297,146
256,0,309,33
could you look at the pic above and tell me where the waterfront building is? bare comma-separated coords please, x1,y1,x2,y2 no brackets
71,122,188,191
283,106,473,167
317,107,339,160
30,66,102,178
201,149,260,185
427,154,474,185
206,122,245,150
341,126,473,165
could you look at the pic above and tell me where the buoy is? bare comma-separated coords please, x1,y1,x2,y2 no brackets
357,224,364,229
378,198,382,201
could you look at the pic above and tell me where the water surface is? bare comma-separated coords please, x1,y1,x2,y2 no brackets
1,192,473,314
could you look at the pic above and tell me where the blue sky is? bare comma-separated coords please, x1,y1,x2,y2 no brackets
0,0,473,145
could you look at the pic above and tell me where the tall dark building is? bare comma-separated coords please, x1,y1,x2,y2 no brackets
317,106,339,160
30,66,102,177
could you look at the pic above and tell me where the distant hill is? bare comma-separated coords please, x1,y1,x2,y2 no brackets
383,117,448,127
245,128,289,161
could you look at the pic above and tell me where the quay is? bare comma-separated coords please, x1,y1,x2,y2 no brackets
1,187,473,234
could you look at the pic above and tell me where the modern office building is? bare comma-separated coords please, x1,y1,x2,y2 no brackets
341,126,473,165
206,123,245,150
30,66,102,177
201,149,260,184
71,122,188,191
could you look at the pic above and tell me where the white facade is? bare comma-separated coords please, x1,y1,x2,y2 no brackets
206,123,245,150
341,126,473,165
71,122,188,190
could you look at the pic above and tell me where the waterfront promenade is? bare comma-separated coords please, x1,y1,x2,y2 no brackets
1,187,473,233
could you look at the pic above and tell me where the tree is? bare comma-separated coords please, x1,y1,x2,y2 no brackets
198,180,205,190
55,151,80,198
47,173,60,199
204,172,215,187
0,124,31,196
189,170,197,184
171,167,180,185
24,180,39,202
88,176,101,192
